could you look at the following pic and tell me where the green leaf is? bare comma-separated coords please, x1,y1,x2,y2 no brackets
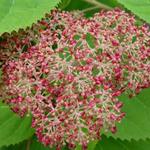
0,101,34,147
117,0,150,23
75,139,98,150
1,136,150,150
86,33,96,49
59,0,71,9
0,136,69,150
0,0,61,35
107,88,150,140
0,136,50,150
75,145,82,150
95,135,150,150
0,141,26,150
88,140,98,150
30,138,51,150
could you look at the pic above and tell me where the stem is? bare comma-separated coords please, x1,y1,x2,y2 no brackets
83,0,112,10
81,6,99,13
26,139,31,150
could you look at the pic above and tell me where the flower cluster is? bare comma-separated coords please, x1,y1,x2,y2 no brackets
0,9,150,149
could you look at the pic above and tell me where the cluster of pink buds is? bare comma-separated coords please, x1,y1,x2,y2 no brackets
0,8,150,149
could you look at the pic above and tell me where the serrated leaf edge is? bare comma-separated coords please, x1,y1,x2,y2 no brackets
0,0,62,35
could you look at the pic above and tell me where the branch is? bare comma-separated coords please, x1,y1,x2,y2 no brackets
83,0,112,10
26,139,32,150
81,6,99,13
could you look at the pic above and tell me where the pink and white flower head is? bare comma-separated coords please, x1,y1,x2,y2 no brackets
0,9,150,149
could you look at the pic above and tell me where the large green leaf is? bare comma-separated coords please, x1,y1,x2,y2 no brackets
0,0,61,35
0,137,51,150
95,135,150,150
0,136,69,150
117,0,150,23
68,135,150,150
107,88,150,140
1,136,150,150
0,102,34,147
